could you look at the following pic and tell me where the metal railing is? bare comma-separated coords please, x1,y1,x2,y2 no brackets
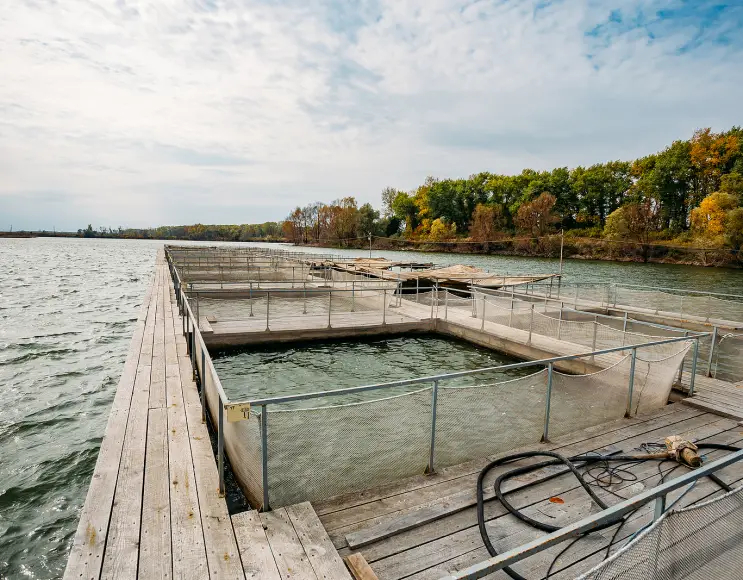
439,448,743,580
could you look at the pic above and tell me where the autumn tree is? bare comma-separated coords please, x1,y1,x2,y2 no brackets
514,193,559,236
469,204,505,248
428,218,456,241
691,192,738,238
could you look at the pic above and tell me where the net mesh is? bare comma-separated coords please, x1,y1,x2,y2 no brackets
265,387,433,506
577,483,743,580
434,371,548,467
712,334,743,383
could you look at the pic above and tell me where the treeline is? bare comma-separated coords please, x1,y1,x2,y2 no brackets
76,222,283,241
285,127,743,263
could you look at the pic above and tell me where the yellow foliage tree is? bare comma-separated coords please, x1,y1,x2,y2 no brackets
690,192,737,238
429,218,456,241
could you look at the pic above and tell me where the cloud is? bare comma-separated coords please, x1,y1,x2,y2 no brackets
0,0,742,230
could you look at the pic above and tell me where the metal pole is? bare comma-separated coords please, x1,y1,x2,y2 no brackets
196,292,200,329
218,403,225,497
201,349,206,423
481,295,486,330
528,304,534,344
266,292,270,331
542,363,553,442
382,289,387,325
705,294,711,322
557,304,563,340
351,281,355,312
327,291,332,328
444,290,448,321
689,338,699,396
261,405,269,511
653,494,666,521
303,282,307,314
249,282,254,316
427,380,439,474
416,277,419,303
431,287,435,319
625,348,637,417
591,316,598,359
707,326,718,377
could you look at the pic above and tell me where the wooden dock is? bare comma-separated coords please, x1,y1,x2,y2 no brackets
64,249,351,580
313,403,743,579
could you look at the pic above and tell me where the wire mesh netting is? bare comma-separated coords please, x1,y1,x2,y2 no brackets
434,371,547,466
265,387,433,506
712,334,743,383
577,483,743,580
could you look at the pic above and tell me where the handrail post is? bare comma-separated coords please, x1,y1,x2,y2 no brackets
351,281,355,312
431,287,435,319
707,326,718,377
591,316,598,359
481,295,486,330
427,380,439,474
653,494,666,521
444,290,449,321
528,304,534,344
218,403,225,497
266,292,270,331
689,338,699,396
303,282,307,314
625,348,637,417
249,282,254,317
542,363,553,442
382,289,387,325
557,304,563,340
196,292,200,330
261,405,270,511
327,291,332,329
201,349,206,423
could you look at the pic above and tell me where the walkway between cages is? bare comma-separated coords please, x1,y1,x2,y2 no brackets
64,249,352,580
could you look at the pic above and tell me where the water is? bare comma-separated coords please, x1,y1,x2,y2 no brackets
0,238,159,579
212,335,534,407
1,237,742,579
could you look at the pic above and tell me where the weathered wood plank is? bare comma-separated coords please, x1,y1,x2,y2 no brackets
140,407,172,580
261,508,318,580
232,511,282,580
285,502,351,579
167,398,209,579
100,364,151,579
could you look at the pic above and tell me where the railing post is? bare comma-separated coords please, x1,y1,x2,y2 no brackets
351,281,355,312
481,295,486,330
689,338,699,396
261,405,270,511
625,348,637,417
201,349,206,423
327,291,332,329
266,292,270,331
444,290,449,321
303,282,307,314
218,403,225,497
707,326,718,377
416,277,420,303
196,292,200,329
382,289,387,325
249,282,254,317
557,304,563,340
528,304,534,344
431,286,436,319
591,316,598,358
542,363,553,442
427,380,439,474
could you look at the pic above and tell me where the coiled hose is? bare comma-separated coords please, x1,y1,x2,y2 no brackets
476,443,741,580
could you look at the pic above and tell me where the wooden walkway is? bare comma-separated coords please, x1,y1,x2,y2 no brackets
314,403,743,580
64,249,351,580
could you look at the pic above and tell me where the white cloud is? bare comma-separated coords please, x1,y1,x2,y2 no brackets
0,0,741,229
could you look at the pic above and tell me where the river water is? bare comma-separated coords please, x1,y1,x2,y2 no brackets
1,237,742,579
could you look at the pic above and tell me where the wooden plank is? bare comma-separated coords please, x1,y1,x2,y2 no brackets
140,407,172,580
261,508,319,580
167,399,209,579
285,502,351,580
232,511,282,580
344,554,379,580
100,364,151,579
682,398,743,420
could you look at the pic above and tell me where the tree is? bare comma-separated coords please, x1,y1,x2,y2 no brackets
429,218,456,241
391,192,419,233
514,193,559,236
357,203,379,238
469,203,505,246
725,208,743,255
380,187,399,217
604,200,661,261
691,192,738,238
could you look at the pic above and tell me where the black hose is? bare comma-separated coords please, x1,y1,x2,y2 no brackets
476,443,741,580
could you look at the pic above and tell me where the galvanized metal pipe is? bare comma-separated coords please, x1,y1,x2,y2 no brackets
427,380,439,474
261,405,270,511
201,349,206,423
625,348,637,417
689,338,699,396
218,403,225,497
328,291,332,329
542,363,554,442
528,304,534,344
265,292,270,331
707,326,718,377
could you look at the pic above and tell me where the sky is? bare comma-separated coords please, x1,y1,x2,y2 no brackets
1,0,742,231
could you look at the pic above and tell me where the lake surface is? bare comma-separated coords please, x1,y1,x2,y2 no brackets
1,236,742,579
